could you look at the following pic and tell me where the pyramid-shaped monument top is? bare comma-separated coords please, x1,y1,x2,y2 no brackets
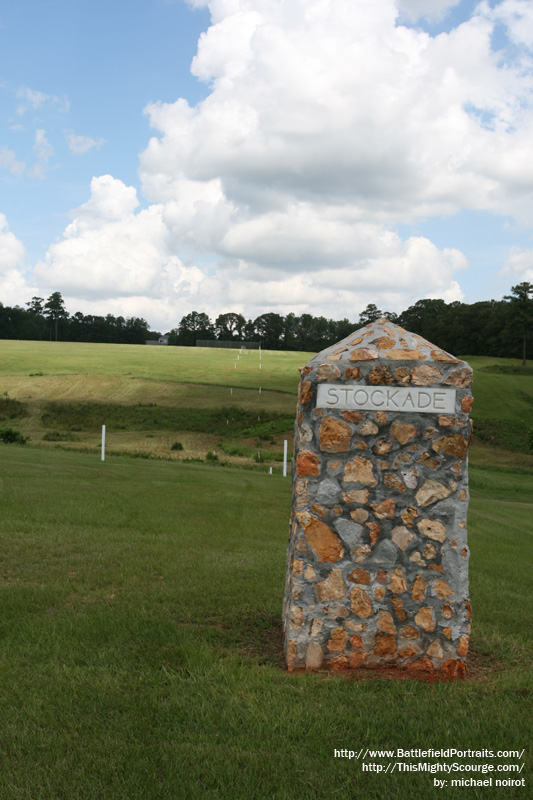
299,317,472,416
304,317,461,370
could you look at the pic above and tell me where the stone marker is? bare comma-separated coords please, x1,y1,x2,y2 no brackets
283,318,473,679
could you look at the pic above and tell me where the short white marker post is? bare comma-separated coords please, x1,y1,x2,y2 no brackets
259,386,261,394
283,439,288,477
269,467,272,474
259,363,262,370
101,424,106,462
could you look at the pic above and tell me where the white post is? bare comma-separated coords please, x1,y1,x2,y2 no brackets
269,467,272,474
283,439,288,477
101,424,106,462
259,363,262,370
259,386,261,394
234,363,237,369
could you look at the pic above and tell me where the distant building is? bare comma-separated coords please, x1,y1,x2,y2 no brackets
145,335,169,346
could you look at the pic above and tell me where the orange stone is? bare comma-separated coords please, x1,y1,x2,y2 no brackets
319,417,352,453
401,626,419,639
387,568,407,594
348,568,371,585
374,586,386,600
366,522,381,547
443,368,472,387
350,508,369,522
384,473,407,493
370,498,395,519
378,610,397,634
286,640,298,669
427,640,443,659
350,586,374,617
441,604,453,619
465,600,472,619
350,633,363,648
390,595,407,621
410,365,442,385
327,656,349,671
348,652,366,668
349,348,379,361
296,450,320,477
409,656,435,673
344,367,361,380
299,381,313,405
382,349,425,360
398,646,418,659
432,434,469,458
415,607,436,632
457,635,469,656
394,366,411,385
415,481,452,507
438,416,466,428
391,421,417,444
370,336,396,349
461,396,474,413
315,569,346,601
400,506,418,526
416,451,441,469
417,518,446,542
341,411,364,424
442,659,466,680
376,411,387,424
432,579,453,599
442,627,451,639
344,456,377,486
368,365,394,385
327,626,349,652
316,363,341,382
411,573,428,602
374,633,397,657
376,570,388,585
343,488,369,503
430,349,459,363
296,513,345,562
373,438,393,456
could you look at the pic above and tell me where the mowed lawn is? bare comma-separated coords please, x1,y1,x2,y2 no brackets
0,447,531,800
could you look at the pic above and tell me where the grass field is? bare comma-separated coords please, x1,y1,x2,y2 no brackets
0,339,532,798
1,340,533,467
0,447,531,799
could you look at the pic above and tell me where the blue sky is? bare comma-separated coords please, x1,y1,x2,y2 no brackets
1,0,533,331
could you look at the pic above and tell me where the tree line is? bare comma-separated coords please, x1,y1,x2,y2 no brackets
0,293,154,345
1,283,532,362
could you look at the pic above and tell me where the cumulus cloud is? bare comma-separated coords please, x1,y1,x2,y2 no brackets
0,213,32,305
31,0,533,329
501,246,533,283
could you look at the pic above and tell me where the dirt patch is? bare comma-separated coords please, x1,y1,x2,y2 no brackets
245,622,506,682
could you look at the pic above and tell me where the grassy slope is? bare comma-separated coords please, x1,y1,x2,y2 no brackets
2,341,533,467
0,447,531,800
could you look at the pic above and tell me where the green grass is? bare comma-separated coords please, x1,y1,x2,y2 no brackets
0,447,531,799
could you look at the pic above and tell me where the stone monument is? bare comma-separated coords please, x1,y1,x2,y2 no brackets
283,318,473,679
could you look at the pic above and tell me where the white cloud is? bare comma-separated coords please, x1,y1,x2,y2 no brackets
29,129,54,178
501,246,533,283
29,0,533,329
0,146,25,176
16,86,70,115
0,213,32,306
67,133,105,155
